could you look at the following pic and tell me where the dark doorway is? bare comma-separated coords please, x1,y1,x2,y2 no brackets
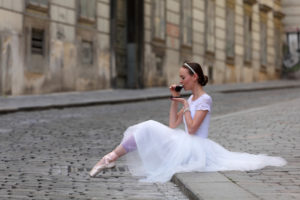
110,0,144,88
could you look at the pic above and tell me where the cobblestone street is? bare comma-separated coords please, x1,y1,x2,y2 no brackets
0,87,300,199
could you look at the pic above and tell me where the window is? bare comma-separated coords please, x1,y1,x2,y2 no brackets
81,41,93,65
24,13,49,74
259,4,271,68
26,0,48,12
31,28,44,55
260,13,267,67
244,5,252,63
208,65,213,83
226,0,235,60
78,0,96,22
153,0,166,40
155,55,164,75
274,26,282,70
205,0,215,53
274,12,284,70
181,0,192,46
26,0,48,7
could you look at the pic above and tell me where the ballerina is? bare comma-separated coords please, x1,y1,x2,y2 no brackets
89,62,287,183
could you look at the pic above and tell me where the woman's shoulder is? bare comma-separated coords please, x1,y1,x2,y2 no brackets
198,93,212,101
199,93,212,104
193,93,212,111
188,93,212,104
202,93,212,100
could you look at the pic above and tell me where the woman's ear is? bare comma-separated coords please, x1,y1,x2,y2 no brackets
193,74,198,81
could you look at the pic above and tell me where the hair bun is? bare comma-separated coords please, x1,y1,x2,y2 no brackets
201,75,208,86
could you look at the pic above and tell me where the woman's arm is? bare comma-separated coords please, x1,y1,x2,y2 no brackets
169,101,184,128
172,98,208,134
169,84,183,128
184,110,208,134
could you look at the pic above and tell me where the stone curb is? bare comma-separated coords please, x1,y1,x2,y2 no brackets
216,83,300,93
0,93,190,115
0,80,300,115
172,172,259,200
171,175,200,200
0,96,168,114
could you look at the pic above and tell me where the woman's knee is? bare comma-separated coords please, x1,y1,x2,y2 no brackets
141,120,156,127
121,135,137,153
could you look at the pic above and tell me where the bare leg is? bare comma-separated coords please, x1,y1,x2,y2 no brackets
112,145,127,160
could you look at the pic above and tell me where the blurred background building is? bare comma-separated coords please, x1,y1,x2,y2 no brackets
282,0,300,79
0,0,288,95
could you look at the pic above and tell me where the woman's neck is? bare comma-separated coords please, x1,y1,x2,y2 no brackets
192,85,205,100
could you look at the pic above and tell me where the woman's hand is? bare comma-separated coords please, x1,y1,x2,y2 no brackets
171,98,189,109
169,84,180,97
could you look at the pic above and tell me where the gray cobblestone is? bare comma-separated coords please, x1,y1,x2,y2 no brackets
0,102,190,199
1,87,300,199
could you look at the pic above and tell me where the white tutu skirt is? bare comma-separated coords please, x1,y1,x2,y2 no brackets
122,120,287,183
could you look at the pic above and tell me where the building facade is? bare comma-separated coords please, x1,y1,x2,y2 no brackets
282,0,300,78
0,0,285,96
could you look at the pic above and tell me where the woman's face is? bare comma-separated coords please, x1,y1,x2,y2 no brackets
179,67,197,90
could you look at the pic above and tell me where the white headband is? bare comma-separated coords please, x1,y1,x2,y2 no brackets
184,63,196,74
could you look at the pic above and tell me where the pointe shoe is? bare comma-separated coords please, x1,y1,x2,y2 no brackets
89,155,116,177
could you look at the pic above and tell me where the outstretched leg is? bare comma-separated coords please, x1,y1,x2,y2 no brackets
89,134,136,177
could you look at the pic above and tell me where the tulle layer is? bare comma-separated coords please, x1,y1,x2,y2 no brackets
122,120,287,183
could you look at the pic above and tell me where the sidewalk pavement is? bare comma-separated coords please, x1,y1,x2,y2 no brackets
1,79,300,114
1,79,300,200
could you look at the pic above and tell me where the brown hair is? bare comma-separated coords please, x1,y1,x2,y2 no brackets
182,62,208,86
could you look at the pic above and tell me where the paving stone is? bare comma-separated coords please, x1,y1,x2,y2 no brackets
1,87,300,199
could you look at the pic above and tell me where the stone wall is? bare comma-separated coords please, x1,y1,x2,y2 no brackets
0,0,286,96
143,0,284,87
282,0,300,32
0,1,23,95
0,0,111,95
